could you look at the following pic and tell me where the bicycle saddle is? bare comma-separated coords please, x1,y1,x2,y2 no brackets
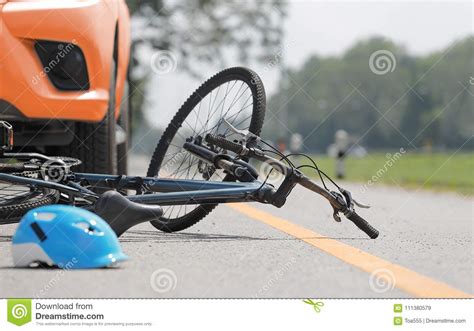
93,191,163,237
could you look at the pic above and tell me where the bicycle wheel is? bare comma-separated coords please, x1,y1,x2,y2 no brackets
0,180,59,224
147,67,266,232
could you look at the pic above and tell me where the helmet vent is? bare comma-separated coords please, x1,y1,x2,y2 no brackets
30,222,47,242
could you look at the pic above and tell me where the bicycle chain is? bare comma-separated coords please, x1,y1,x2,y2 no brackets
45,156,82,167
12,170,40,178
11,156,82,178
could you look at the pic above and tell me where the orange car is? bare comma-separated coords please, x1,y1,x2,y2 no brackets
0,0,131,174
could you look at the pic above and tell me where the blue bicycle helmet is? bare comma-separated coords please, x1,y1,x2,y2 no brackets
12,205,128,269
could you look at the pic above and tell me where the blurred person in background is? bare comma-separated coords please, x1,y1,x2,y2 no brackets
334,130,349,179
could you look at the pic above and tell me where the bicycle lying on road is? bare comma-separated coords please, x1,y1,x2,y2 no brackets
0,67,379,239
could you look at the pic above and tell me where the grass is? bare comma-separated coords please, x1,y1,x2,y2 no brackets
298,152,474,195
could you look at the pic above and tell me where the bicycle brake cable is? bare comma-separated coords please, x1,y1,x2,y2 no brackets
282,152,328,190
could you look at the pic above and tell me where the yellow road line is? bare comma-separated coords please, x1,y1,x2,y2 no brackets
228,203,472,298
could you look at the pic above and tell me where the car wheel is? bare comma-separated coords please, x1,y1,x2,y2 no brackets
59,59,118,174
117,77,130,175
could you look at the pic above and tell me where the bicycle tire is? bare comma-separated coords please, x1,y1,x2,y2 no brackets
0,184,59,224
147,67,266,232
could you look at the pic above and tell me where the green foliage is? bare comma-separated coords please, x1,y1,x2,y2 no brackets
128,0,285,72
125,0,286,150
265,36,473,151
300,152,474,194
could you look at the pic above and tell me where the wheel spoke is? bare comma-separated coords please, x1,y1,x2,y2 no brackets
150,71,263,224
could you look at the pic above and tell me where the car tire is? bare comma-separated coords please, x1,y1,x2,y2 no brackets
117,77,130,175
58,60,118,175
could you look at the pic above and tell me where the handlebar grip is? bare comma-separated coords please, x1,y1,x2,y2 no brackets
346,212,379,239
205,134,243,154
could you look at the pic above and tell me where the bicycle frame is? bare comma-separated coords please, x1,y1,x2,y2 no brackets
77,173,275,206
0,149,379,238
0,172,276,207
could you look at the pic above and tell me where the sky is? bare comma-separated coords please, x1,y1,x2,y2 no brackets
284,1,472,64
144,0,473,128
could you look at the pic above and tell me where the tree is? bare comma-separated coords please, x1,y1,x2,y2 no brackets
264,35,473,152
125,0,287,140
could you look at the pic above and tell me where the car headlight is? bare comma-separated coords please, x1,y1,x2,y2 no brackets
34,40,90,91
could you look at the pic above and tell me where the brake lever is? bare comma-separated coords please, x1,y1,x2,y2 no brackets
222,118,260,142
339,187,370,209
353,198,370,209
330,188,370,223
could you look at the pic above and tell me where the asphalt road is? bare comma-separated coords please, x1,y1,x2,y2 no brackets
0,156,472,298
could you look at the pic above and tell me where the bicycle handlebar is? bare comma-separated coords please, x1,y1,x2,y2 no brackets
206,134,244,154
345,211,379,239
205,133,380,239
